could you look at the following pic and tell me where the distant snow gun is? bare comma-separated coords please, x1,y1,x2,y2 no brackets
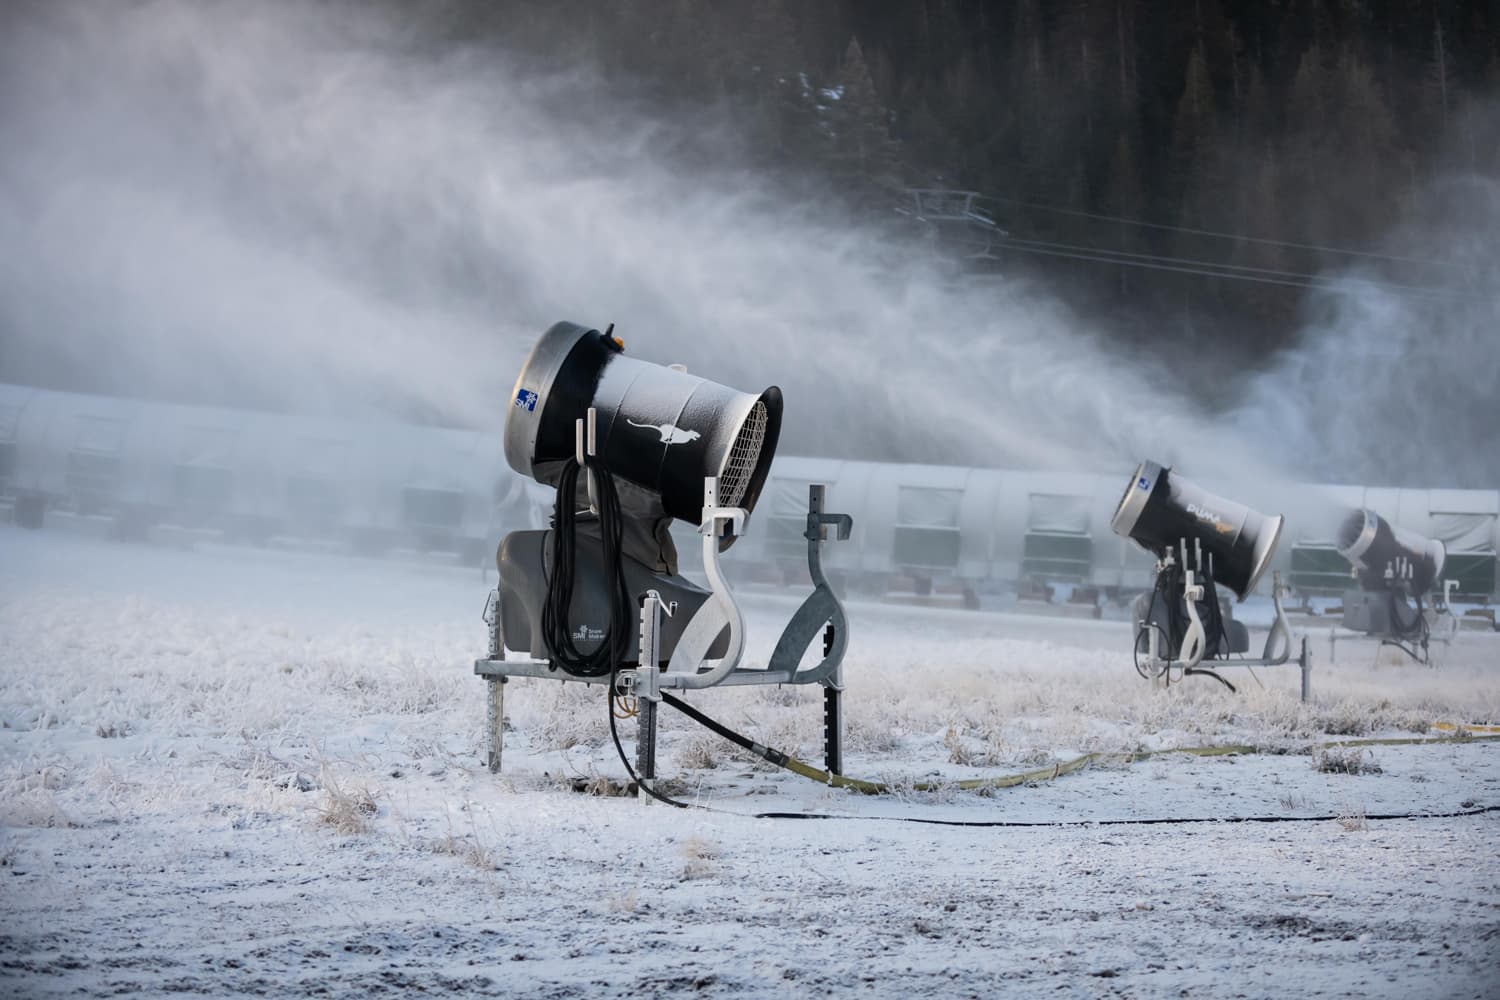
1331,508,1456,664
475,321,854,803
1111,461,1310,698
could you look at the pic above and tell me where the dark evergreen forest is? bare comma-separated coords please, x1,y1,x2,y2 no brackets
456,0,1500,357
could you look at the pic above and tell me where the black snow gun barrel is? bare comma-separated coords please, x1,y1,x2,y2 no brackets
504,321,781,542
1110,460,1283,602
1336,508,1445,594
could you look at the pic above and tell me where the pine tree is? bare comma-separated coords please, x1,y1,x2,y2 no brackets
738,0,807,166
1060,0,1110,144
1102,130,1145,294
1231,147,1293,325
1425,16,1452,131
1009,0,1067,218
1283,44,1332,252
1113,0,1137,117
1331,46,1399,244
1171,43,1219,229
826,38,903,208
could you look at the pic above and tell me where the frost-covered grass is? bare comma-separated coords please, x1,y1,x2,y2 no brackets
1316,746,1385,776
2,531,1498,822
2,529,1498,997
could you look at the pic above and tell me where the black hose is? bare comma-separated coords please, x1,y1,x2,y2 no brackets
1381,589,1431,662
1133,624,1166,679
1183,667,1237,692
658,692,1498,828
1146,554,1230,663
663,691,792,768
538,451,696,804
1199,571,1230,659
755,804,1500,828
540,456,633,677
607,691,692,809
1380,638,1430,663
1388,590,1429,642
1153,559,1184,652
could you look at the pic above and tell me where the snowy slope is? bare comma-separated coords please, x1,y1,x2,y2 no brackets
2,528,1497,997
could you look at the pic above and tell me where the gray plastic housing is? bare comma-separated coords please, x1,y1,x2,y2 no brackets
495,527,728,666
1339,588,1426,636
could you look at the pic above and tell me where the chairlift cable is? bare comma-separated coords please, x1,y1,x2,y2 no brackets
968,194,1470,271
994,233,1468,293
941,232,1487,301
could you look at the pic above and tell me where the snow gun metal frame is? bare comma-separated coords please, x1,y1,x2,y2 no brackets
475,322,854,801
1111,460,1312,700
1327,508,1459,666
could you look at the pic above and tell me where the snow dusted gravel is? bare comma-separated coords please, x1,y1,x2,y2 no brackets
2,527,1498,997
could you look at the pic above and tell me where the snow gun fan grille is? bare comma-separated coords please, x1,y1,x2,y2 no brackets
718,400,768,508
1337,509,1370,554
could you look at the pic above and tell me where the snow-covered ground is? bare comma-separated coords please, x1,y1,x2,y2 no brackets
2,527,1497,997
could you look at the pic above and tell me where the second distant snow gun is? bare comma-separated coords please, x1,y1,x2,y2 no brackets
1333,508,1455,663
1111,460,1309,698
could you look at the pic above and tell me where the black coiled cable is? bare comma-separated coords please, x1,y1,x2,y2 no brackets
1382,588,1431,662
1146,555,1230,662
540,456,634,677
1139,561,1183,664
1387,590,1428,641
1200,572,1229,658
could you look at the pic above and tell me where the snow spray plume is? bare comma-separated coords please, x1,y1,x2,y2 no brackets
0,0,1283,483
1232,163,1500,490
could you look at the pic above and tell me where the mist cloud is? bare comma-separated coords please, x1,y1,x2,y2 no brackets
1,0,1491,492
1232,175,1500,489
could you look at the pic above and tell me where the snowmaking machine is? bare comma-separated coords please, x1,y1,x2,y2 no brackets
474,321,853,800
1328,508,1458,664
1112,461,1311,698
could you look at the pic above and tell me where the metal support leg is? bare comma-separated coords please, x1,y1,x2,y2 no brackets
1299,637,1312,703
486,676,507,774
821,620,843,775
823,684,843,776
636,697,658,804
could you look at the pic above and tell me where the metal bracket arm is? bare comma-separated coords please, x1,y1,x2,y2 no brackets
575,409,599,514
664,478,748,687
1179,569,1207,668
1260,571,1294,665
768,485,853,683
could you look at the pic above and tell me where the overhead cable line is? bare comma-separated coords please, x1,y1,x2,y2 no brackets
999,235,1406,285
971,193,1469,271
939,231,1488,301
987,234,1487,300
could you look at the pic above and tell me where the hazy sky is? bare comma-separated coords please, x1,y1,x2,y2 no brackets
1,0,1495,487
